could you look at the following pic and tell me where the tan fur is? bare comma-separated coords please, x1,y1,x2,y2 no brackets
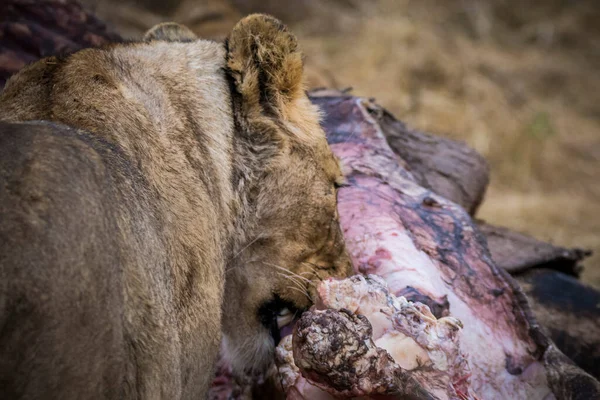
0,15,351,399
144,22,198,43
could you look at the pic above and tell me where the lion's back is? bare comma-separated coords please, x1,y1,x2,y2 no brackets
0,39,234,398
0,120,159,398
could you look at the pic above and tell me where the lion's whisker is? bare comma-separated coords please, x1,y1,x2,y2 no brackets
228,233,266,262
266,263,313,285
301,262,324,282
286,286,311,301
276,272,309,293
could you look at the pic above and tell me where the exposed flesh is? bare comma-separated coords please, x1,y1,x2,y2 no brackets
279,97,554,399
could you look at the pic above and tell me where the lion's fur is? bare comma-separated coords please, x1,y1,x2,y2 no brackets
0,15,351,399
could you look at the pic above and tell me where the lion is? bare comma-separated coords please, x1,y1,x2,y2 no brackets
0,15,352,399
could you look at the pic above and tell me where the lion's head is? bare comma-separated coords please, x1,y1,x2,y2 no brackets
216,15,352,377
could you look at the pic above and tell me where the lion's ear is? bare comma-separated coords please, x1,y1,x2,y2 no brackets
143,22,197,43
226,14,304,114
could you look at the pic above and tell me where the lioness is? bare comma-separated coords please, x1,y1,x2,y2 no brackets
0,15,352,399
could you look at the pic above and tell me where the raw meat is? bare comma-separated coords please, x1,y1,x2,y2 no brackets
277,96,600,400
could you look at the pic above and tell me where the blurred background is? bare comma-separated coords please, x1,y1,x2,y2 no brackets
82,0,600,288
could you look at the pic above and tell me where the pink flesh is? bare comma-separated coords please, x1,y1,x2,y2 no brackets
323,97,554,399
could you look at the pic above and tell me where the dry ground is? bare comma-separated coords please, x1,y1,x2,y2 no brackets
84,0,600,287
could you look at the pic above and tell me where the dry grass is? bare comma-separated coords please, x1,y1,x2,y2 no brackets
86,0,600,287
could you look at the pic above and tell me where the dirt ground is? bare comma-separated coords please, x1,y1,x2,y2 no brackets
83,0,600,287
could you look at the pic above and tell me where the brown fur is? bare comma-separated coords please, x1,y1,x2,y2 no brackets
144,22,198,43
0,15,351,399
